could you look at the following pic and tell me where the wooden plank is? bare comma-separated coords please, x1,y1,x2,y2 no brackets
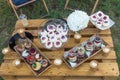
16,76,50,80
103,77,118,80
4,50,116,60
34,36,114,49
1,76,16,80
64,76,103,80
25,28,111,37
0,62,119,77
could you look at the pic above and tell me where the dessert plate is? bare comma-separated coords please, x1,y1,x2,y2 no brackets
90,11,115,30
38,18,69,50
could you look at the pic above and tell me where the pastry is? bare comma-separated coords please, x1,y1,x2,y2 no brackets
96,11,104,18
26,55,35,64
24,40,31,48
102,15,109,21
47,25,56,32
49,36,57,42
54,40,62,48
45,41,53,49
40,35,48,43
68,51,77,63
103,20,110,27
48,31,55,37
56,24,63,31
32,62,41,71
55,31,61,38
85,41,94,52
16,44,25,52
96,21,102,27
29,48,36,55
60,35,68,43
35,53,42,61
61,29,68,35
77,47,85,55
41,59,48,67
22,50,29,57
94,36,102,48
90,14,97,21
39,29,48,36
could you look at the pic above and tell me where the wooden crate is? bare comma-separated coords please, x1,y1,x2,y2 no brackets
0,19,119,80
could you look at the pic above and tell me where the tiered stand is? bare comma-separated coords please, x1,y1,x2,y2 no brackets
0,19,119,80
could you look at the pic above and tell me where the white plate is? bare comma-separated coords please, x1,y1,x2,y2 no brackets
90,11,115,30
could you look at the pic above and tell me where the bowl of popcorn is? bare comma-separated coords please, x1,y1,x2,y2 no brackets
90,11,115,30
38,19,69,50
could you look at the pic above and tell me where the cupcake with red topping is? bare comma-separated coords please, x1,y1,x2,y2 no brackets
54,40,62,48
26,55,35,64
90,14,97,21
45,41,53,49
39,29,48,36
47,25,56,32
56,24,63,31
48,31,55,37
29,48,36,55
60,35,68,43
40,35,48,43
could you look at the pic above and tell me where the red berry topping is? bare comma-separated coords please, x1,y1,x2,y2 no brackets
56,42,60,45
98,13,102,17
93,15,96,18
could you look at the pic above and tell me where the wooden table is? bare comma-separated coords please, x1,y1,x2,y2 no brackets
0,19,119,80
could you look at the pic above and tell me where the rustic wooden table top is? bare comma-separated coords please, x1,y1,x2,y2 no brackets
0,19,119,80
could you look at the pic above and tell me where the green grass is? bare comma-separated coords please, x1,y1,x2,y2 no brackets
0,0,120,79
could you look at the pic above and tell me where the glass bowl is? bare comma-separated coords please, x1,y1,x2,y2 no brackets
38,18,70,50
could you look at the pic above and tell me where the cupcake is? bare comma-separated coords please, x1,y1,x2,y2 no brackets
32,62,41,71
96,21,102,27
77,47,85,56
94,36,102,48
85,41,94,52
26,55,35,64
22,50,29,58
48,31,55,37
55,31,61,38
40,35,48,43
54,40,62,48
61,29,68,35
90,14,97,21
102,15,109,21
35,53,42,61
41,59,48,67
45,41,53,49
60,35,68,43
47,25,56,32
49,36,57,42
24,40,31,49
16,44,25,52
29,48,36,55
103,20,110,27
56,24,63,31
39,29,48,36
96,11,104,18
68,51,77,63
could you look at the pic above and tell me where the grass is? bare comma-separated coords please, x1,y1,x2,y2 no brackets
0,0,120,79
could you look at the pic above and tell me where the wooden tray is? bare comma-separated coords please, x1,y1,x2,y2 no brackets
63,34,108,69
14,36,52,76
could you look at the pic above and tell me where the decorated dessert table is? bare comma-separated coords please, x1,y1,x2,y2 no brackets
0,18,119,80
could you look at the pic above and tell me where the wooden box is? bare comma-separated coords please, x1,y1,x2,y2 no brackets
63,34,108,69
14,36,52,76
